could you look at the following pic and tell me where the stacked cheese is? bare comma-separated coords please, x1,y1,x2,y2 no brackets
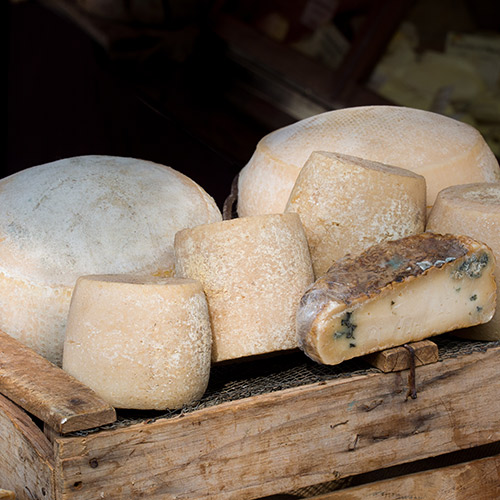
0,155,221,366
237,105,500,217
427,183,500,339
63,275,212,410
174,213,314,362
285,151,426,277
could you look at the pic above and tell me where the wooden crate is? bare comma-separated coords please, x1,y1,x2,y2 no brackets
1,330,499,500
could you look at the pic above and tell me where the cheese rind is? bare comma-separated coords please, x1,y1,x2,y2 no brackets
427,183,500,339
0,155,221,365
62,275,212,410
174,213,315,362
285,151,426,277
297,233,497,365
237,105,500,216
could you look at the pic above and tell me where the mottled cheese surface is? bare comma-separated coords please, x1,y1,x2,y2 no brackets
297,233,497,365
427,183,500,339
238,105,499,216
174,213,314,362
285,151,426,277
0,155,221,365
62,275,212,410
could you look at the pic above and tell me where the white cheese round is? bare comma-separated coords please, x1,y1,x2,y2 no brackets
237,105,500,217
62,275,212,410
0,155,221,365
285,151,426,277
174,213,315,362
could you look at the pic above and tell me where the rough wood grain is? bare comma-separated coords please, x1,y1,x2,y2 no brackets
0,330,116,434
0,393,55,500
0,490,16,500
364,340,439,372
52,346,500,500
309,454,500,500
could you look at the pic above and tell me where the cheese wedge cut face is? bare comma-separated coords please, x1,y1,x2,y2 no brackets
62,275,212,410
174,213,314,362
237,105,500,216
285,151,426,277
427,183,500,340
297,233,497,365
0,155,221,365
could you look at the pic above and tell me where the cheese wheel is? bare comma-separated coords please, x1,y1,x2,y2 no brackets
285,151,426,277
237,105,500,217
62,275,212,410
174,213,314,362
297,233,497,365
427,183,500,339
0,155,221,365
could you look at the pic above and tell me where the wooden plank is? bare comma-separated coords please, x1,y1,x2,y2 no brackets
0,393,55,500
308,454,500,499
53,345,500,499
0,330,116,434
364,340,439,373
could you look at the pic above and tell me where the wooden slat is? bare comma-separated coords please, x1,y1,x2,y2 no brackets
53,345,500,499
309,454,500,500
0,393,55,500
0,330,116,434
364,340,439,372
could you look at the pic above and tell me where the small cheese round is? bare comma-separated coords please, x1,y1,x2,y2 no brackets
62,275,212,410
0,155,221,365
174,213,315,362
426,183,500,340
285,151,426,277
237,105,500,217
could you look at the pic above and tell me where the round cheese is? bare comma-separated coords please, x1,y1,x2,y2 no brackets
237,105,500,217
174,213,314,362
285,151,426,277
426,183,500,340
0,155,221,365
62,275,212,410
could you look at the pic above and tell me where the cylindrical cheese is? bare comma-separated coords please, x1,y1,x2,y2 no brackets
0,155,221,365
62,275,212,410
237,105,500,217
285,151,426,277
174,213,315,362
426,183,500,340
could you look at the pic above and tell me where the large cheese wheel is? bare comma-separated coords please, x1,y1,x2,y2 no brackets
174,213,315,362
63,275,212,410
0,155,221,365
426,183,500,339
237,105,500,217
285,151,426,277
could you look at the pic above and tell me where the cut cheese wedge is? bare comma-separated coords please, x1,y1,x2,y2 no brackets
237,105,500,216
0,155,221,365
63,275,212,410
427,183,500,339
297,232,497,365
285,151,426,277
174,213,314,362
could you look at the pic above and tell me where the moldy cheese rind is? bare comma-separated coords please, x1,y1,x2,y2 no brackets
297,232,497,365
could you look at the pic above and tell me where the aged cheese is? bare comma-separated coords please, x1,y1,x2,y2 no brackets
62,275,212,410
174,213,314,362
285,151,426,277
237,105,500,216
297,233,496,365
427,183,500,339
0,155,221,366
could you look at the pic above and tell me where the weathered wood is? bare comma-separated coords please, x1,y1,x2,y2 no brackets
52,346,500,500
364,340,439,372
309,454,500,499
0,330,116,434
0,393,55,500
